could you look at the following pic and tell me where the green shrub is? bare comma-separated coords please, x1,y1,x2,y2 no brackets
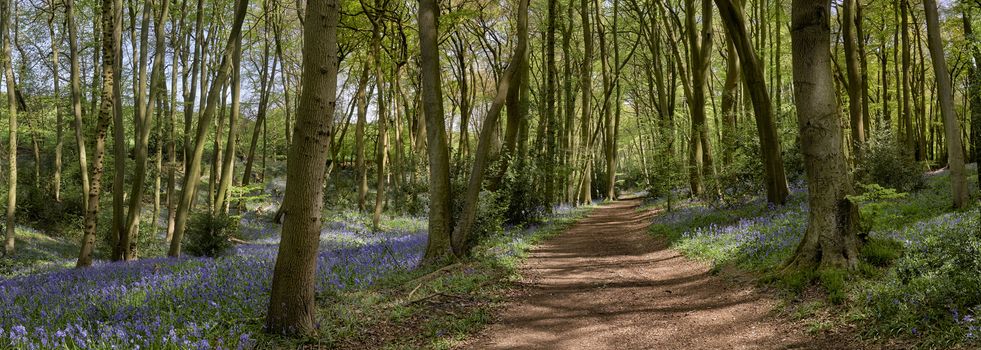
860,238,904,267
856,130,925,193
861,212,981,343
500,160,546,226
184,213,239,257
819,268,848,304
717,124,766,203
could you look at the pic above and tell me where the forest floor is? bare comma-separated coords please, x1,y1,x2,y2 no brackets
462,198,851,350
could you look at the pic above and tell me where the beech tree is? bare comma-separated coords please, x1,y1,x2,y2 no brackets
2,0,15,257
786,0,859,269
266,0,340,335
922,0,969,209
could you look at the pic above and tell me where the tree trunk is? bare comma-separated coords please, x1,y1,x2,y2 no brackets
48,1,63,202
786,0,859,270
370,0,388,232
964,8,980,183
213,33,243,214
355,65,370,212
843,0,865,159
721,37,740,167
65,0,90,212
121,0,169,260
77,0,121,267
418,0,453,262
579,0,593,205
108,0,126,261
715,0,790,205
923,0,969,209
900,1,914,152
450,0,529,256
168,0,250,257
1,0,16,257
265,0,339,335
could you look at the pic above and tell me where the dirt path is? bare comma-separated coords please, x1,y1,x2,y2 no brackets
464,199,816,349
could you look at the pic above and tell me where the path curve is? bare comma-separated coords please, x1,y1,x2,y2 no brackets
464,199,814,349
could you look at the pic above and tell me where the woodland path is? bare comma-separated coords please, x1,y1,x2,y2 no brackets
463,199,823,350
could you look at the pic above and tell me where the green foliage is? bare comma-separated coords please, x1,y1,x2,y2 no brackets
645,142,685,201
228,183,268,207
774,269,815,294
18,185,84,237
184,213,239,257
819,269,848,305
717,124,766,203
499,159,546,226
860,212,981,345
860,238,904,267
856,130,925,193
850,183,910,235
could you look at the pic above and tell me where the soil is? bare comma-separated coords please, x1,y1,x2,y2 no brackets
461,199,857,350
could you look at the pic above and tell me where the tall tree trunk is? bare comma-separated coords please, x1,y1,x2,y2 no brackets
370,0,388,232
964,8,980,183
167,0,187,241
450,0,529,256
856,2,872,137
265,0,339,335
168,0,250,257
108,0,127,259
354,65,370,212
684,0,715,197
721,37,740,167
900,0,914,153
1,0,16,257
48,1,63,202
77,0,121,267
579,0,593,205
715,0,790,205
786,0,859,270
419,0,453,262
923,0,969,209
843,0,865,159
120,0,169,260
183,0,205,173
213,17,242,214
65,0,90,212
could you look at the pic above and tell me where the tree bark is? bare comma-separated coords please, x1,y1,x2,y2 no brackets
265,0,339,335
1,0,16,257
715,0,790,205
77,0,121,267
923,0,969,209
65,0,90,211
418,0,453,262
450,0,529,256
48,0,63,202
843,0,865,159
369,0,388,231
578,0,593,205
786,0,859,270
168,0,250,257
121,0,169,260
354,65,370,212
213,34,242,214
964,8,980,182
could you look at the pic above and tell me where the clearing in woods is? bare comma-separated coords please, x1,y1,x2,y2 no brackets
465,199,834,350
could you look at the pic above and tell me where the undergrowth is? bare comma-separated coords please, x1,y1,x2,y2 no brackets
647,165,980,348
259,206,592,349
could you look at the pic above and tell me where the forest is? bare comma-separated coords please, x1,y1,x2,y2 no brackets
0,0,978,347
